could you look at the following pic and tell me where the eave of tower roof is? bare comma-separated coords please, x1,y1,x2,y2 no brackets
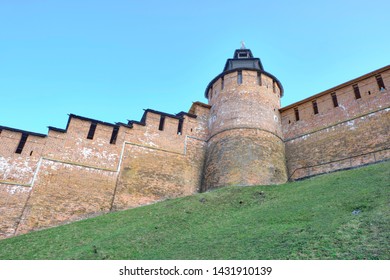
204,48,283,98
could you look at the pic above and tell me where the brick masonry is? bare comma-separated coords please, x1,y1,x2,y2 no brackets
281,66,390,180
203,70,287,190
0,52,389,239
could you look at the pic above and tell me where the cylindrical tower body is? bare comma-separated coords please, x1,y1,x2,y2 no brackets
202,48,287,191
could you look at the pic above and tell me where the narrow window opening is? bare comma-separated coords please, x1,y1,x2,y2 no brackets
221,77,224,90
312,100,319,115
87,122,97,139
294,108,300,121
331,92,339,107
238,52,248,58
272,81,276,93
177,118,184,135
30,151,33,156
15,133,28,154
368,91,371,95
110,126,119,144
158,116,165,131
190,128,193,132
237,70,242,85
257,72,262,86
353,84,361,99
288,120,291,124
375,74,386,91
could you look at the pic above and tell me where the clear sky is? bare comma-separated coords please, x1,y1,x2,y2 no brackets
1,0,389,134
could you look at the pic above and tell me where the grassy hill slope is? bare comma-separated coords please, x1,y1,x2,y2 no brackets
0,161,389,260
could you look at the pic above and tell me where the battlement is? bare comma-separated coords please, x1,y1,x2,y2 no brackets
0,102,210,238
281,65,390,140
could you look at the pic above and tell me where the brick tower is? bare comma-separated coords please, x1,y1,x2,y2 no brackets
202,47,288,191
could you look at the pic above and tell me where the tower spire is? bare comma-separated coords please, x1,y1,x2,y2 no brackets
240,40,246,49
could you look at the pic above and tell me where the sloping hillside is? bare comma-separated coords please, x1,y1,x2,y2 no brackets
0,161,389,260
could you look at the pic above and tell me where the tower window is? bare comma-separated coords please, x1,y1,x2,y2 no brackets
237,70,242,85
238,51,248,58
158,116,165,131
353,84,361,99
257,72,262,86
110,126,119,144
15,133,28,154
331,92,339,107
177,118,184,135
273,81,276,93
294,108,300,121
221,77,224,90
87,122,97,139
375,74,386,91
312,100,319,115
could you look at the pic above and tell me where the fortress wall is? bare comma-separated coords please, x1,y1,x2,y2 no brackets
15,160,118,235
113,145,188,209
281,67,390,139
0,131,45,184
45,129,67,158
0,184,30,239
285,108,390,180
53,117,122,170
0,130,46,238
282,67,390,180
127,111,185,154
113,105,209,210
180,104,210,141
0,102,209,238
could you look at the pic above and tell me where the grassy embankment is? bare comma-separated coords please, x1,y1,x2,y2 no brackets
0,161,389,259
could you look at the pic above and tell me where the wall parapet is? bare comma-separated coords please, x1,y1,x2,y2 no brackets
280,64,390,112
284,106,390,142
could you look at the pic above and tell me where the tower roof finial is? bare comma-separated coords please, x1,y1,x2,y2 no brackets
240,40,246,49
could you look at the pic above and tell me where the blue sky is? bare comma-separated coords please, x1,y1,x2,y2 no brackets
1,0,389,134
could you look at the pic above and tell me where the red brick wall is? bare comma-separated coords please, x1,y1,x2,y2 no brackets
15,160,118,235
281,67,390,180
0,184,30,239
0,102,209,238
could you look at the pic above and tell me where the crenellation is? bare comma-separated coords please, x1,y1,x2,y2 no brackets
0,48,389,239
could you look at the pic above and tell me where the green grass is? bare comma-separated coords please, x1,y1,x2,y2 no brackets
0,161,389,260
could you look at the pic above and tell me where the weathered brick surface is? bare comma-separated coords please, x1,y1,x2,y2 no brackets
112,105,208,210
282,67,390,179
203,70,287,190
0,184,30,239
0,102,209,238
15,160,117,235
285,109,390,179
113,146,191,209
203,129,287,189
46,118,122,170
0,131,45,184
